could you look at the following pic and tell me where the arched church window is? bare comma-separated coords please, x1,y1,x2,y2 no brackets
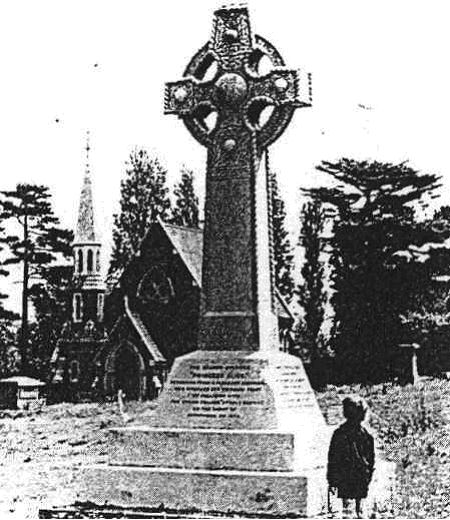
137,266,175,306
96,250,101,272
73,293,83,322
87,249,94,272
77,250,83,274
70,360,80,382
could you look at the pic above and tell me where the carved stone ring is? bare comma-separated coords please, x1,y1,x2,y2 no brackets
164,7,311,150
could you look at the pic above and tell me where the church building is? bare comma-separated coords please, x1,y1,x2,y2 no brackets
50,136,107,402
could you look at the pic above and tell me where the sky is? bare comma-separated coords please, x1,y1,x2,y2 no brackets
1,0,450,311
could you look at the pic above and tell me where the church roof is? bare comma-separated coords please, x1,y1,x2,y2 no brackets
74,170,99,244
105,222,203,295
274,288,294,320
160,221,203,286
106,220,294,322
124,296,166,363
159,220,294,321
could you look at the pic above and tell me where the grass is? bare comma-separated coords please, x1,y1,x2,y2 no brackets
317,379,450,518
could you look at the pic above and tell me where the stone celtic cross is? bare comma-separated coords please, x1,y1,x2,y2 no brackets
165,6,311,352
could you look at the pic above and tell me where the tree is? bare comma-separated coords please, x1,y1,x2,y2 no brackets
0,221,17,321
398,205,450,375
270,170,294,301
28,264,74,379
109,149,171,275
0,320,19,378
171,167,200,228
307,159,444,382
0,184,73,373
296,198,328,370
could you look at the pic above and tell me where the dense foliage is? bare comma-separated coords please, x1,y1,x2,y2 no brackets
305,159,445,382
171,167,199,228
270,170,294,301
109,149,171,276
0,320,19,378
0,184,73,373
0,222,16,321
28,264,74,380
397,205,450,372
296,198,329,380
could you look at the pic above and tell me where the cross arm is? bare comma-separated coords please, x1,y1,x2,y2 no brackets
249,69,312,108
164,79,216,116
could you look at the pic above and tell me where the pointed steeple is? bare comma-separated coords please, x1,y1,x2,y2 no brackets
74,131,99,244
72,131,105,309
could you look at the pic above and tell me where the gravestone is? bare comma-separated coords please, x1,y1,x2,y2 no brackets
80,6,329,517
399,343,421,384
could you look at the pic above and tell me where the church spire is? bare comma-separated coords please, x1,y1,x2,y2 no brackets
74,131,98,244
72,131,104,308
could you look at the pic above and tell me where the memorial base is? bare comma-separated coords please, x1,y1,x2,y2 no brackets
71,351,394,517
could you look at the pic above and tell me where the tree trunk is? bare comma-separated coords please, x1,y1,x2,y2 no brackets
21,214,29,374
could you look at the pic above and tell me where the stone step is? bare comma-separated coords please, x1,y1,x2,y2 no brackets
109,426,302,471
78,464,328,518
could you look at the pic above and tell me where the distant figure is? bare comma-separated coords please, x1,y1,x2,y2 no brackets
327,396,375,518
117,389,132,424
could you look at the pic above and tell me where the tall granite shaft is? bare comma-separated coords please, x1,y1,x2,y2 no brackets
165,7,311,352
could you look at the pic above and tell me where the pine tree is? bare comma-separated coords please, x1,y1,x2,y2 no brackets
0,221,16,321
307,159,443,382
0,222,18,377
109,149,171,275
171,167,199,228
296,198,327,367
0,184,72,373
270,170,294,301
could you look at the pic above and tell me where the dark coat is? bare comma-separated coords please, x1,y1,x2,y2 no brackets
327,421,375,498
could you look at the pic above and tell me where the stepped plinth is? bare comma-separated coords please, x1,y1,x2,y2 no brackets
80,351,330,516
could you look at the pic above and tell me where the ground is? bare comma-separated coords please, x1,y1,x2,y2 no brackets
318,379,450,518
0,400,157,518
0,380,448,518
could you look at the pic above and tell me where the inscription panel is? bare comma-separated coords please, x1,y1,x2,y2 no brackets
170,363,266,420
151,353,323,430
